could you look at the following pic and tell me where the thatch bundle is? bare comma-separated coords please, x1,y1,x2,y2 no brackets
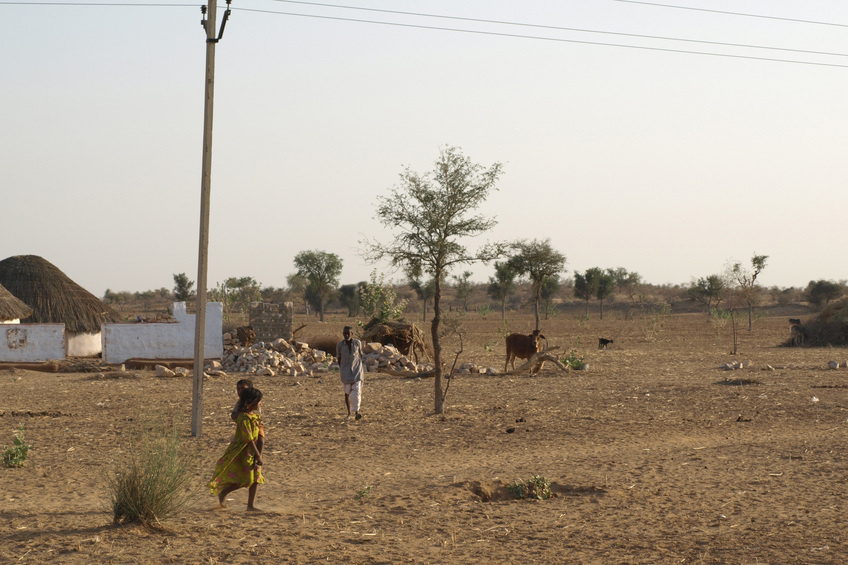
360,319,430,362
0,283,31,321
785,298,848,347
0,255,122,334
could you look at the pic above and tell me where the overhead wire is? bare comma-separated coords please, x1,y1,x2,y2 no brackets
611,0,848,29
4,0,848,68
0,2,190,5
259,0,848,60
235,5,848,69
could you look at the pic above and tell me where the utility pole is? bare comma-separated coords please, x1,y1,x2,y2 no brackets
192,0,231,438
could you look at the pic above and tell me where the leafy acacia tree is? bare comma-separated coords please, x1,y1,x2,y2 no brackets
730,254,768,331
573,268,601,317
364,146,503,414
688,274,726,312
596,269,616,320
172,273,195,302
507,239,566,330
487,261,517,321
338,282,366,317
805,279,843,308
293,250,343,322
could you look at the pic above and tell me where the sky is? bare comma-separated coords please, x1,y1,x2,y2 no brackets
3,0,847,297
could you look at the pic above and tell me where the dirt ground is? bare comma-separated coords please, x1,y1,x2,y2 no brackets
1,312,846,564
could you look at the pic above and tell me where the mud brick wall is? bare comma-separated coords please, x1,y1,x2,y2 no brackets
249,302,294,342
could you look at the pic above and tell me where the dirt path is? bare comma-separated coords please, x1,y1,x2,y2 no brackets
1,313,846,563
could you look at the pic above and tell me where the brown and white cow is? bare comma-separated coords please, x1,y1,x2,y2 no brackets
504,329,546,373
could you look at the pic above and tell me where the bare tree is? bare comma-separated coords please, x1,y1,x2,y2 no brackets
730,254,768,331
363,146,503,414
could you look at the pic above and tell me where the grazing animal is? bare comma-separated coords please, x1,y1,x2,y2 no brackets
789,318,802,326
598,337,614,350
789,324,806,347
504,330,546,372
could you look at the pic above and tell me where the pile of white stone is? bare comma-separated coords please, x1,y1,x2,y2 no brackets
360,342,435,374
221,336,334,377
218,335,438,377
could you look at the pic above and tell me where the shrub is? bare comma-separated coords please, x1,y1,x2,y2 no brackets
507,475,553,500
561,337,585,370
561,349,585,370
3,424,31,468
354,485,372,501
107,417,198,526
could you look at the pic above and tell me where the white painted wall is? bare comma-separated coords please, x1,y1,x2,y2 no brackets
101,302,223,364
0,324,66,362
68,332,103,357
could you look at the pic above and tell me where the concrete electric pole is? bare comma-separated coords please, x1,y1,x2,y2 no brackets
192,0,231,438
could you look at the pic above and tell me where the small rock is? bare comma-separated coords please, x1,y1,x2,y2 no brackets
155,365,176,378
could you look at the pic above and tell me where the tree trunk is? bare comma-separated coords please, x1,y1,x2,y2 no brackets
501,297,506,321
747,304,753,331
534,289,541,331
431,275,444,414
599,298,604,320
318,298,325,322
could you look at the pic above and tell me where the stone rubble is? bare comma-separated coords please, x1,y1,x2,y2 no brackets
220,333,440,377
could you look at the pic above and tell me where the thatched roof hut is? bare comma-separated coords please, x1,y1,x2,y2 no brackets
785,298,848,347
0,282,32,321
0,255,122,333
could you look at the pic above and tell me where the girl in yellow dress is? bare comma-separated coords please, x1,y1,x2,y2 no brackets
210,387,264,510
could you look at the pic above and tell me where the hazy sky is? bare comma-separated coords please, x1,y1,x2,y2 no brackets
4,0,847,297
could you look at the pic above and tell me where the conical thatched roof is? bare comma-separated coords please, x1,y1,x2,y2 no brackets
0,255,122,333
0,282,32,321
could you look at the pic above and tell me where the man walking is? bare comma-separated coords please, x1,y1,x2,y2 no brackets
336,325,365,420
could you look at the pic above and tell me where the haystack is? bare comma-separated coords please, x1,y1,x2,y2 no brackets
785,298,848,347
0,255,123,355
0,283,31,322
360,319,430,362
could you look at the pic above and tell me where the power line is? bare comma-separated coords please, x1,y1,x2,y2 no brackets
6,0,848,68
0,2,191,5
235,6,848,69
261,0,848,60
611,0,848,29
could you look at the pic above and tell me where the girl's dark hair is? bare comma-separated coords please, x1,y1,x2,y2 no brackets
239,387,263,407
236,378,254,388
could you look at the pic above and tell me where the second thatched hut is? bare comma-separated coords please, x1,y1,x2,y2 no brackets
0,282,32,323
0,255,123,356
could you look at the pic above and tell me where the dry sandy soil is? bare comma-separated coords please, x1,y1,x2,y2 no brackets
1,312,846,564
